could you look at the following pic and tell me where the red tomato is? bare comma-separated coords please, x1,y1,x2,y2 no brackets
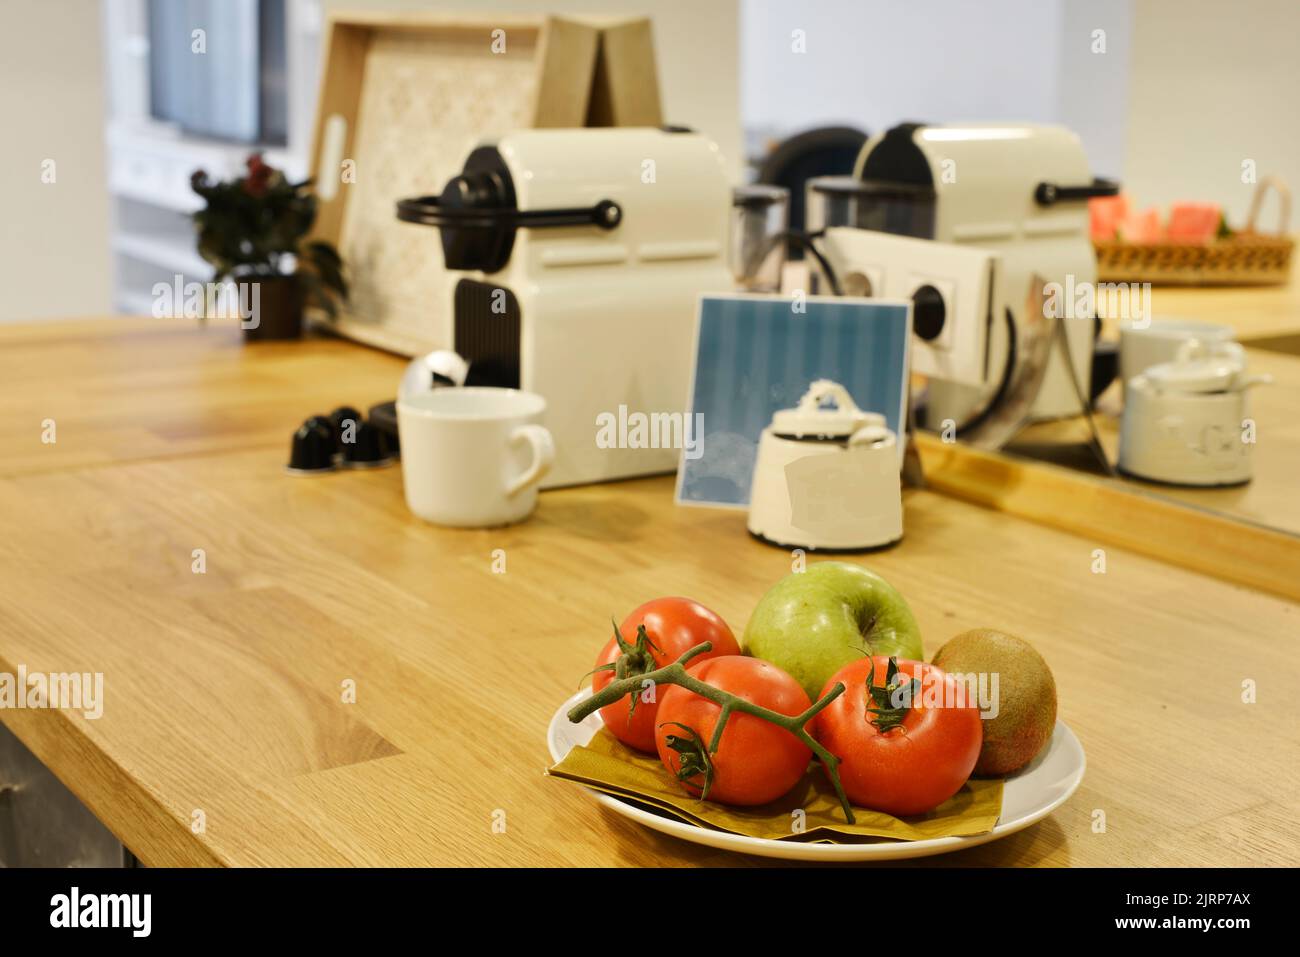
813,656,982,816
593,597,740,753
655,656,811,806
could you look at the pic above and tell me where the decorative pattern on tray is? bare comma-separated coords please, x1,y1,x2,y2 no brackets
342,32,540,350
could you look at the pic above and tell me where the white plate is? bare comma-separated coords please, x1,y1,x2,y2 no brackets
548,689,1086,862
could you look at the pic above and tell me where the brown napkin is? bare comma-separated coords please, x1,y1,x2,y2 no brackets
548,728,1003,843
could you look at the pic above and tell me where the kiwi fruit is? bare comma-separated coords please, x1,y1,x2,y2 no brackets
932,629,1057,776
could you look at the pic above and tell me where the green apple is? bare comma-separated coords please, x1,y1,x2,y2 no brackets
742,561,924,700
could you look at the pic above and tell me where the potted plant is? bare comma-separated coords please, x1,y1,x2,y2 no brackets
190,154,347,340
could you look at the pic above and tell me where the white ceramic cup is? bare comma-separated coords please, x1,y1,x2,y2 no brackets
1119,318,1236,388
397,388,554,527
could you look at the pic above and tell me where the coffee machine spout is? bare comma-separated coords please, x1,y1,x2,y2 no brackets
399,349,470,400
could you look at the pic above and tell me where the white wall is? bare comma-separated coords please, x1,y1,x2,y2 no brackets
740,0,1070,141
1122,0,1300,224
0,0,113,322
739,0,1135,178
1056,0,1133,179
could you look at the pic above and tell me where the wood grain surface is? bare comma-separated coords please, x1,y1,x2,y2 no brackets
917,431,1300,603
1139,276,1300,343
1,318,1297,867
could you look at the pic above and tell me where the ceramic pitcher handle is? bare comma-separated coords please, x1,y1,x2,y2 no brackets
848,425,895,449
1216,341,1246,364
505,424,555,497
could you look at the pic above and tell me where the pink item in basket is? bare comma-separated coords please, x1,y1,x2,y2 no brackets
1090,194,1129,240
1166,202,1222,243
1119,207,1163,244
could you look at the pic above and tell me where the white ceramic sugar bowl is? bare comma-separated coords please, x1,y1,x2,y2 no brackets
747,379,902,550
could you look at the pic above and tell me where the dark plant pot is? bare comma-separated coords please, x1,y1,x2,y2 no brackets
238,274,304,342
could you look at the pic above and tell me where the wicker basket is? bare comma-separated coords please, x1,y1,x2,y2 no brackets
1094,177,1293,286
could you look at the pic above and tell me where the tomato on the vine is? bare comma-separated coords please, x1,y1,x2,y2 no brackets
812,656,982,816
655,655,811,806
592,597,740,753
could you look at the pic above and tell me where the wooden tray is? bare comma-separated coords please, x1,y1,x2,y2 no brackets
305,12,662,356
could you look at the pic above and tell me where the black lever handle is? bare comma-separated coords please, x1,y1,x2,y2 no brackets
396,196,622,230
1034,177,1120,206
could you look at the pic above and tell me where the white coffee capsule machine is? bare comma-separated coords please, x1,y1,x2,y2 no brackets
810,122,1118,432
398,128,731,488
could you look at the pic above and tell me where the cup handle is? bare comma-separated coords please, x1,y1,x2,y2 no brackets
505,424,555,497
1216,341,1246,363
848,425,894,449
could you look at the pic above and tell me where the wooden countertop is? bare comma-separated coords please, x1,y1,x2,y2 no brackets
1144,276,1300,343
1,318,1298,866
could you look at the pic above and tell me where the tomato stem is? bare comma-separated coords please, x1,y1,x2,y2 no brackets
865,656,921,734
660,722,716,800
603,621,663,718
569,641,857,824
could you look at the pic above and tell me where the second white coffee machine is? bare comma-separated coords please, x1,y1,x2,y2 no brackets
810,122,1118,430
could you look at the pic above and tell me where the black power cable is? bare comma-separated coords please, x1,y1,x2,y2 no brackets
953,308,1018,437
781,229,843,296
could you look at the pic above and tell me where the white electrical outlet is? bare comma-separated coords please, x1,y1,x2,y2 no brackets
822,227,999,387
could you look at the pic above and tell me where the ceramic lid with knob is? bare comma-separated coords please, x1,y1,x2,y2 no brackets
1144,355,1244,393
771,379,884,438
1144,340,1271,394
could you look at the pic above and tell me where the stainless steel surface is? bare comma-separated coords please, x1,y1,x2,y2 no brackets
0,722,132,867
